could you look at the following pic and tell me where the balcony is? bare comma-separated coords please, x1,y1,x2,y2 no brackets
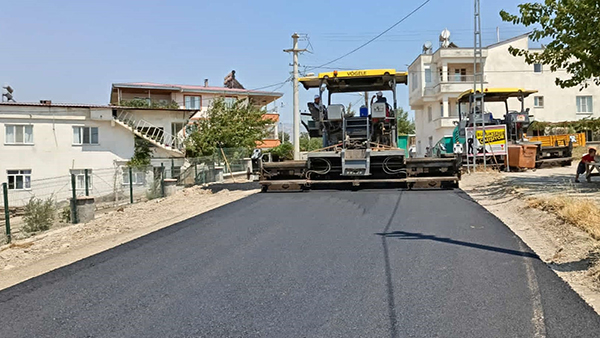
434,116,459,130
423,74,488,97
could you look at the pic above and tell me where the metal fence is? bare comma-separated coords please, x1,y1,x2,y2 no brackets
0,149,251,243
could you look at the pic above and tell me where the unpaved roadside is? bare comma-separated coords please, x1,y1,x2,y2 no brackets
462,168,600,314
0,185,258,290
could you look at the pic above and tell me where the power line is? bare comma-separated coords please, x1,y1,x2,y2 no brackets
306,0,432,71
250,77,292,91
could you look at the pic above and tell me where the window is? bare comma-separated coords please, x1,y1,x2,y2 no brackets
411,73,418,90
5,125,33,144
453,69,466,82
70,169,92,191
424,68,432,84
73,127,99,145
122,168,146,185
171,122,185,148
534,63,543,73
7,170,31,190
440,103,444,117
534,96,544,108
184,95,201,109
427,107,432,122
577,96,593,114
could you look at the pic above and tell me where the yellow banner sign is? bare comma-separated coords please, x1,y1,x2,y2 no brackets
475,128,506,145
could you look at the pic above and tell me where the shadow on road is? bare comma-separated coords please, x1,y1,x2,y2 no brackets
203,182,260,193
376,230,539,259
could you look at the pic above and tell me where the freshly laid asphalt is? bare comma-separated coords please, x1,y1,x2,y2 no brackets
1,188,600,337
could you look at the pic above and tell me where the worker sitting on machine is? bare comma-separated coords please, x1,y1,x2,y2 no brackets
370,91,392,116
308,94,331,147
308,94,327,120
372,91,387,104
575,147,598,183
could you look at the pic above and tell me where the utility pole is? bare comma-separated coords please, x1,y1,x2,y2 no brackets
284,33,306,160
473,0,486,171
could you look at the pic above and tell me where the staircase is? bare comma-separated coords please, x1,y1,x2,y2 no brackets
114,111,185,156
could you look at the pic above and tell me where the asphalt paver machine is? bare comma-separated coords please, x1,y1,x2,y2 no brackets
454,88,572,168
257,69,461,192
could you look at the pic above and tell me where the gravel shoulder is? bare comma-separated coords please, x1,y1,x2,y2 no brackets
0,184,258,290
461,164,600,314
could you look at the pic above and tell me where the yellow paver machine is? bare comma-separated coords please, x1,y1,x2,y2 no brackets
256,69,461,192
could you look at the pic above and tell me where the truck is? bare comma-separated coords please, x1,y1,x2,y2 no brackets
255,69,461,192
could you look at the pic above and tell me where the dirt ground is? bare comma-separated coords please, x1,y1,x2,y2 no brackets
0,183,258,290
462,163,600,313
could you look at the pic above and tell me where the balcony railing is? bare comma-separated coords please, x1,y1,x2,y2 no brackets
423,75,488,96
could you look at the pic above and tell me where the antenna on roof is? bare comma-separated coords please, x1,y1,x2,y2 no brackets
2,85,15,102
439,29,451,48
422,41,433,54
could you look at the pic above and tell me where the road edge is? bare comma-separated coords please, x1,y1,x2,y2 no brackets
0,190,258,291
461,187,600,316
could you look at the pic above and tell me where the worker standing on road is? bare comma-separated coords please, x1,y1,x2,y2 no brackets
575,147,597,183
453,141,463,155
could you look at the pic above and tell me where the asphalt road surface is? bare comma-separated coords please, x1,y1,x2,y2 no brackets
2,189,600,337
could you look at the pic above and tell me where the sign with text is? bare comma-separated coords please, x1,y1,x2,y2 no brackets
465,125,508,157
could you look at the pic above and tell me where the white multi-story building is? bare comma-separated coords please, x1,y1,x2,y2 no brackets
0,102,196,206
409,32,600,156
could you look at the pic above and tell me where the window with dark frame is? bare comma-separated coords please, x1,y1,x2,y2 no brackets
7,170,31,190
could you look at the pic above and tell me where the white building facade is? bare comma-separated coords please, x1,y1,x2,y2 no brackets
110,82,283,149
409,33,600,156
0,102,194,206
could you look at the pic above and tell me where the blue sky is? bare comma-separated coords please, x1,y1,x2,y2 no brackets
0,0,530,123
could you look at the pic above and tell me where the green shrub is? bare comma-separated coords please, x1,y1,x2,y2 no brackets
23,197,56,233
59,205,71,223
269,142,294,161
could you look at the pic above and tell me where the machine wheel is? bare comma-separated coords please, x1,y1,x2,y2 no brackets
260,185,268,193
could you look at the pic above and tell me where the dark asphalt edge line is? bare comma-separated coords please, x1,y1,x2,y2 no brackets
0,193,263,303
382,191,403,338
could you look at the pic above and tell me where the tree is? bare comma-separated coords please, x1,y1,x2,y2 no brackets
299,132,323,151
500,1,600,88
127,137,152,168
396,108,415,134
185,98,271,156
269,142,294,161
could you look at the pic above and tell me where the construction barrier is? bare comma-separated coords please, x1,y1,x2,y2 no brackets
528,133,586,148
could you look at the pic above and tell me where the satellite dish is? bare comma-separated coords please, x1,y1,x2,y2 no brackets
439,29,451,48
422,41,433,54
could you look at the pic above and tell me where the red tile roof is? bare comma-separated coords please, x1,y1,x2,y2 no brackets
113,82,283,97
